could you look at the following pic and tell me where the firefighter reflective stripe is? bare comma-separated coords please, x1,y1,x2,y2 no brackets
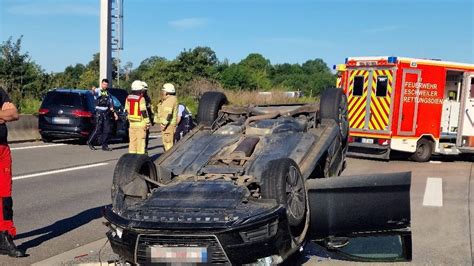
368,70,393,131
348,70,370,129
127,95,143,122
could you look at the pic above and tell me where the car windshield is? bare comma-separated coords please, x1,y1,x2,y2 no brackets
109,88,128,106
110,95,122,109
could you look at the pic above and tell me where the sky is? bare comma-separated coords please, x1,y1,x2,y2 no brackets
0,0,473,73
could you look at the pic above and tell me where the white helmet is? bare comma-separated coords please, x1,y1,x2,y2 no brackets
162,83,176,93
131,80,143,91
141,81,148,90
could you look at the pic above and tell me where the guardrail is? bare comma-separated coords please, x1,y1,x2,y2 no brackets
8,114,41,142
6,115,160,143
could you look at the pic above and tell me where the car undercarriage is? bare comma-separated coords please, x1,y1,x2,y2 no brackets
103,88,412,264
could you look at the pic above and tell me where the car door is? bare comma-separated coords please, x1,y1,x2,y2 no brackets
306,171,411,261
110,94,129,137
458,73,474,148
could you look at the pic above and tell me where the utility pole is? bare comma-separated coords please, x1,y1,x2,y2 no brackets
100,0,112,86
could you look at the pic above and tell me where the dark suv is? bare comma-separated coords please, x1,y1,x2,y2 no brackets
38,88,129,143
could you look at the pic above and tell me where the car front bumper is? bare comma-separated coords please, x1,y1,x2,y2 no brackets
103,205,293,264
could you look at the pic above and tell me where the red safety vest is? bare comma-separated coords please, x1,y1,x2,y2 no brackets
127,94,143,122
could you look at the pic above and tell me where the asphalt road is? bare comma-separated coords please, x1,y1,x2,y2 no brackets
0,137,473,265
0,136,164,266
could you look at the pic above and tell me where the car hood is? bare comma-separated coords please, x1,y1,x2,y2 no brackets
110,181,281,229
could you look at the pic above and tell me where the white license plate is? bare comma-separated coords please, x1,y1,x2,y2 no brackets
149,246,208,263
361,138,374,144
52,117,70,124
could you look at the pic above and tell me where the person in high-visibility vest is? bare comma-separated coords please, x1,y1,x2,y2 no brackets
140,81,154,151
157,83,178,151
125,80,150,154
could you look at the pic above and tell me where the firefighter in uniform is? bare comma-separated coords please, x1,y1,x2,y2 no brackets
140,81,154,151
126,80,150,154
157,83,178,151
88,79,118,151
0,86,25,258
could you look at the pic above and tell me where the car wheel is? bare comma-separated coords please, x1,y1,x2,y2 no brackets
411,138,433,162
111,154,158,212
41,135,53,143
320,88,349,141
261,158,306,228
197,91,227,126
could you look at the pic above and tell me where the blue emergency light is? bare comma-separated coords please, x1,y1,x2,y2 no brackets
388,56,398,64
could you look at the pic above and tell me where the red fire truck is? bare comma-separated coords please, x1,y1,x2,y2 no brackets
336,56,474,161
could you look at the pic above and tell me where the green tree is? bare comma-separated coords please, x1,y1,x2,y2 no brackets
0,36,47,105
220,64,257,90
239,53,272,90
174,46,219,83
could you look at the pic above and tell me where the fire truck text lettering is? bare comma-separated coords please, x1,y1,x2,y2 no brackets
404,82,438,90
403,96,443,104
404,89,438,97
403,81,441,105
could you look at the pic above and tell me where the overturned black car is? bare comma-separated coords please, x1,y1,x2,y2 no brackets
103,88,411,264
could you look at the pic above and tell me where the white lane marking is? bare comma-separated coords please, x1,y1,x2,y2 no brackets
423,177,443,207
149,134,162,138
11,143,67,151
429,161,442,164
13,162,109,181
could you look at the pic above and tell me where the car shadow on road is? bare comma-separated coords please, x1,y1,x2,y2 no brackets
282,241,346,265
15,205,109,251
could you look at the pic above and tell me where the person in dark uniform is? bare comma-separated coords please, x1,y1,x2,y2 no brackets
141,81,154,150
87,79,118,151
0,86,25,257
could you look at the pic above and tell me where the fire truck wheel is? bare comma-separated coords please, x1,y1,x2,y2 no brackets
411,139,433,162
320,88,349,141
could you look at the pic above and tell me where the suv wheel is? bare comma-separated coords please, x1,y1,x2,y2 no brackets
41,135,53,143
320,88,349,141
197,92,227,126
111,154,157,213
261,158,306,229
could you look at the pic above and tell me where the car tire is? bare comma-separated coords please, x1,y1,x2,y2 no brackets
41,135,53,143
411,138,433,162
320,88,349,141
111,154,158,212
261,158,306,228
197,91,227,126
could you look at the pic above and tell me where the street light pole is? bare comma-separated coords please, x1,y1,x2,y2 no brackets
100,0,112,86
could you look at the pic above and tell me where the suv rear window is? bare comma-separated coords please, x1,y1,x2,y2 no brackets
42,92,82,107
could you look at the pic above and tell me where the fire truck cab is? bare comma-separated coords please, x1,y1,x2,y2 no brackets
336,56,474,161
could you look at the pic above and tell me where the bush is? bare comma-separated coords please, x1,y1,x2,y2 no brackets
180,96,198,116
19,97,41,114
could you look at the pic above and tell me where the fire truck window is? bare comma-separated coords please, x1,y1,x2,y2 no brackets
376,76,388,97
353,76,364,96
470,78,474,98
